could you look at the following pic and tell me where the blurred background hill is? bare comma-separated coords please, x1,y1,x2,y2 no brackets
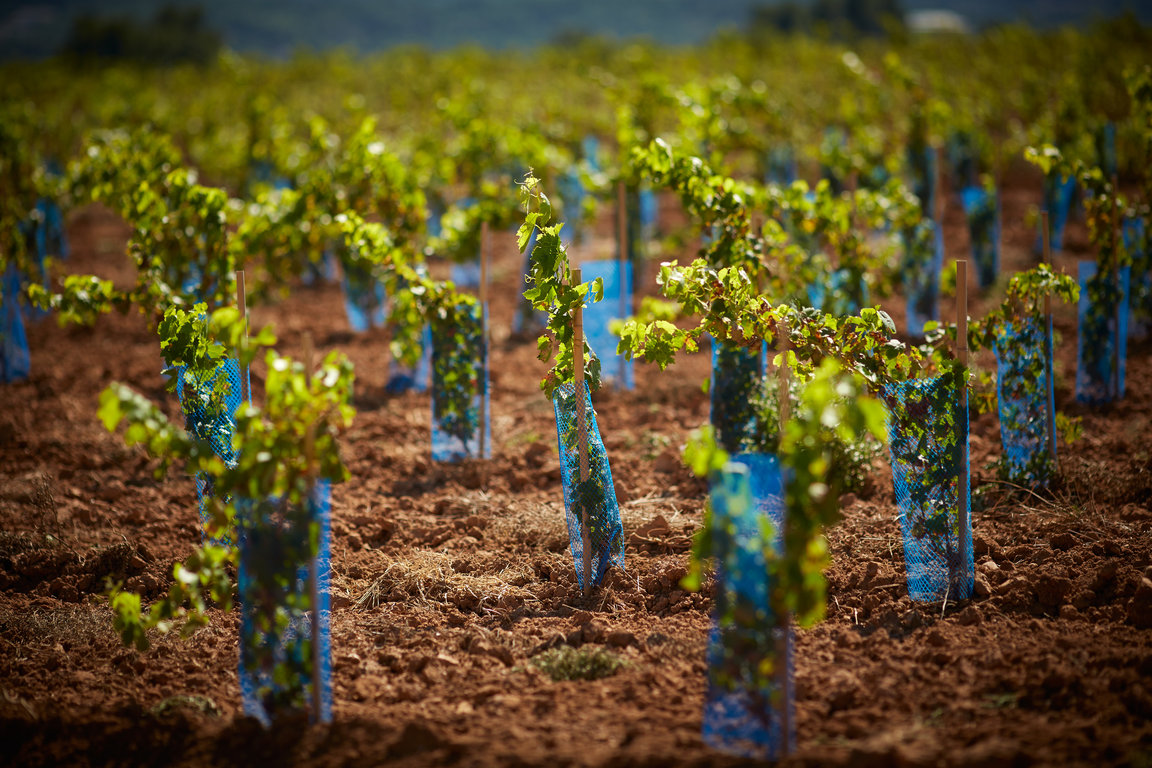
1,0,1149,62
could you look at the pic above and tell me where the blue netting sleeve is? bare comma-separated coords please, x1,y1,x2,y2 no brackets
1123,217,1150,336
1036,175,1076,254
557,167,586,242
175,357,249,546
237,480,332,727
807,267,868,317
1,265,30,384
581,259,634,391
386,324,431,394
551,381,624,589
909,143,937,221
1076,261,1130,404
341,259,386,333
993,316,1055,487
763,145,797,186
450,260,481,291
881,375,974,603
430,303,490,462
710,338,766,454
703,458,793,760
960,185,1000,289
903,219,943,338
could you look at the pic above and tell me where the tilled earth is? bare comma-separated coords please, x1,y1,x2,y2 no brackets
1,166,1151,767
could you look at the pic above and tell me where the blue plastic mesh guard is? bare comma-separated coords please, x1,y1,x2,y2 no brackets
175,358,249,546
1076,261,1130,404
903,220,943,338
557,167,586,242
1035,175,1076,254
807,268,868,317
1,265,30,383
910,144,937,221
1124,217,1149,337
35,198,68,262
993,316,1055,487
237,480,332,727
703,457,794,760
763,145,797,186
387,324,431,394
386,267,432,393
450,260,481,290
639,186,658,241
710,338,766,454
581,259,634,390
960,186,1000,289
551,380,624,589
430,303,490,462
881,375,974,603
341,260,386,333
947,131,978,191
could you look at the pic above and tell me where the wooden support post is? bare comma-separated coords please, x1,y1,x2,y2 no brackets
1044,293,1059,473
934,146,945,224
617,180,630,320
302,333,323,723
777,320,790,431
236,270,250,404
572,267,592,596
955,260,969,595
1111,175,1122,399
1041,211,1051,266
1040,211,1059,473
479,220,489,461
775,317,792,757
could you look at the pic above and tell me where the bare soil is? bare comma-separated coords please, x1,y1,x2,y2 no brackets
1,168,1151,767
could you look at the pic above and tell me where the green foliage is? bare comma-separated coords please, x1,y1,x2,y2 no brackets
617,256,924,388
680,359,885,628
517,174,603,398
100,349,355,652
1055,412,1083,445
26,275,121,325
879,362,969,596
968,263,1079,351
1026,145,1127,404
429,302,486,452
530,645,627,682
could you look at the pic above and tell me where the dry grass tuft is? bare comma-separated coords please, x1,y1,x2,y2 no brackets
355,551,538,615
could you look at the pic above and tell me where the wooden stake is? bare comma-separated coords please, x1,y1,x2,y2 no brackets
1111,175,1122,399
617,179,629,321
1041,211,1051,267
479,221,489,461
955,260,969,595
1044,293,1059,473
775,317,793,756
302,333,324,723
779,324,795,755
572,268,592,596
777,320,790,431
236,270,250,404
1040,211,1059,472
934,146,945,224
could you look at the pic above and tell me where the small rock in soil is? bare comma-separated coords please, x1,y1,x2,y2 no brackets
1126,578,1152,629
974,575,992,597
1035,575,1073,607
957,605,982,626
606,630,636,648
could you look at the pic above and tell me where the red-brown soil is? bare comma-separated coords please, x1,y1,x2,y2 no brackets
1,166,1150,767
